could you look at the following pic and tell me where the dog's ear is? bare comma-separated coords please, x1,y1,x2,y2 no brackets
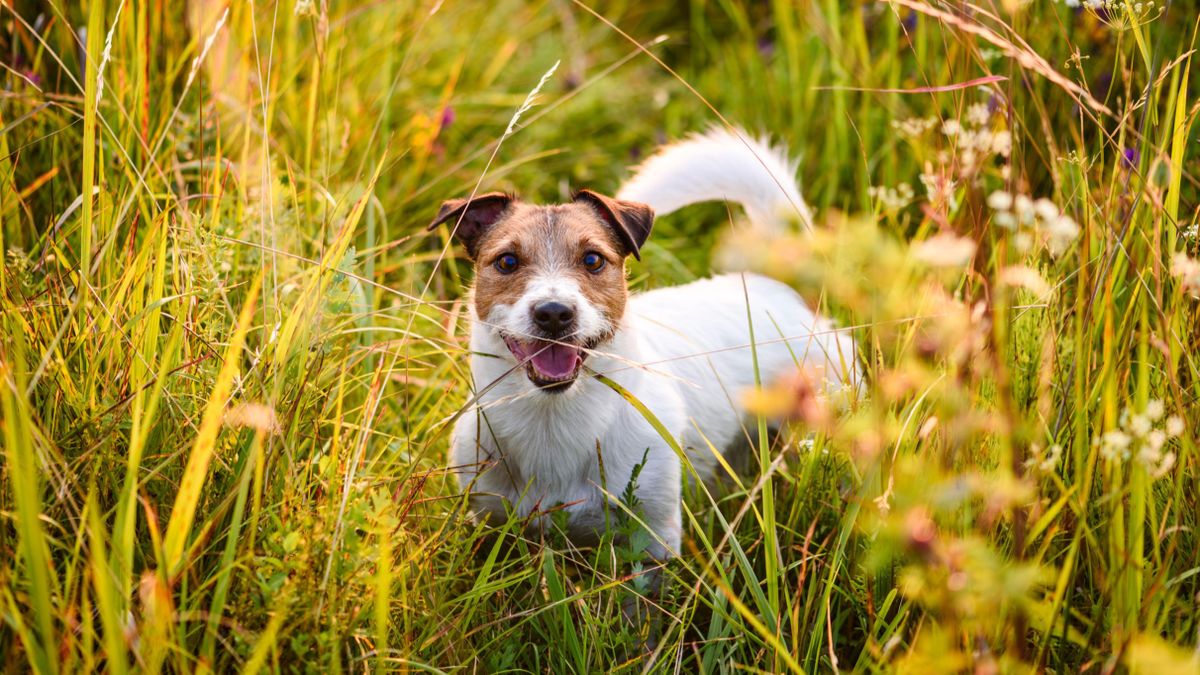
572,189,654,261
427,192,515,258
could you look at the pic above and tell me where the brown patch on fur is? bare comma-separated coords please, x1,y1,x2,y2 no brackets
572,189,654,260
427,192,514,258
472,202,630,336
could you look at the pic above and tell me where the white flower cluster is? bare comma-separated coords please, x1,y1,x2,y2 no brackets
891,117,938,137
919,170,958,212
1064,0,1157,16
868,182,915,212
942,117,1012,171
968,102,991,126
1096,400,1183,478
1170,252,1200,297
891,101,1011,175
986,191,1080,257
1026,442,1063,473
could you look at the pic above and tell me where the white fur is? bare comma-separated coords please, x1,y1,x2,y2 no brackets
488,272,610,345
450,132,855,558
617,126,813,232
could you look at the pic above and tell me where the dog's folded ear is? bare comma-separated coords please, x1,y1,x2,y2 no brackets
428,192,515,258
572,189,654,261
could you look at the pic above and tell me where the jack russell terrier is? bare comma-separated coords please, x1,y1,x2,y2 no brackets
432,128,858,560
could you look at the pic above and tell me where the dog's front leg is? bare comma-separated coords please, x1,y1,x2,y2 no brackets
448,408,516,528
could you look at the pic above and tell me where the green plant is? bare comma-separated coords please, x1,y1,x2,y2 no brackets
1,0,1197,672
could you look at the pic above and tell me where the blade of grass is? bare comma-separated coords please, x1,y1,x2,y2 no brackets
162,274,261,574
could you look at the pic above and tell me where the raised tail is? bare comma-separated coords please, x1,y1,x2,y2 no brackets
616,127,812,232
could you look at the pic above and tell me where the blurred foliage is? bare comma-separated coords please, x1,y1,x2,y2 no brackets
1,0,1198,672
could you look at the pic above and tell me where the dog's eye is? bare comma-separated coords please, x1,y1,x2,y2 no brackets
494,253,519,274
582,252,606,273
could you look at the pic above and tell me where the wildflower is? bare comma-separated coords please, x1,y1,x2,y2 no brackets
757,36,775,58
1014,232,1033,253
987,190,1013,211
994,211,1017,230
1121,147,1139,170
941,120,962,137
1129,414,1152,437
1151,452,1176,478
1144,399,1164,421
1100,430,1131,461
988,191,1079,257
439,105,456,131
1171,252,1200,297
1045,216,1080,255
1045,444,1064,469
919,171,958,212
1014,195,1035,224
913,232,976,267
1100,403,1183,479
1026,443,1063,472
891,117,938,137
1166,416,1184,437
868,183,915,211
1146,430,1167,452
1076,0,1162,26
1034,198,1060,222
966,102,991,127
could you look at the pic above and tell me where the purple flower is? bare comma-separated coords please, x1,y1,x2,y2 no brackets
757,36,775,59
987,93,1004,116
438,106,455,131
1122,147,1139,170
902,12,918,31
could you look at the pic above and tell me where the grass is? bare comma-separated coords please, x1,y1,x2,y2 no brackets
2,0,1199,671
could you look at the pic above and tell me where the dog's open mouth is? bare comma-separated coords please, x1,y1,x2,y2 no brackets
503,336,587,389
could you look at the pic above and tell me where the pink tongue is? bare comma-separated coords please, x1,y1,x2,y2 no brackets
530,343,581,379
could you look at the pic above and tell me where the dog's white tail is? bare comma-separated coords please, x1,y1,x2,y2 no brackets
616,127,812,232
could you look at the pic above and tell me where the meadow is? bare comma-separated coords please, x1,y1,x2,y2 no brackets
2,0,1199,671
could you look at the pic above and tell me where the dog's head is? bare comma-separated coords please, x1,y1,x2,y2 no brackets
429,190,654,392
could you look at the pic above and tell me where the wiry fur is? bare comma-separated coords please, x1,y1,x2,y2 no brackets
617,127,813,232
448,130,855,559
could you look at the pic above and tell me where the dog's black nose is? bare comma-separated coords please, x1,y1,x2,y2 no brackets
532,301,575,335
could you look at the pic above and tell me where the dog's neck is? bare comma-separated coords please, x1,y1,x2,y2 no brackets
464,309,646,488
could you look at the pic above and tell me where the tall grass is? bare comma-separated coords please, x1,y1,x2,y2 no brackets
1,0,1198,671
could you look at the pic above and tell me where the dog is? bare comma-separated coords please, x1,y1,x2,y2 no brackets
432,128,858,560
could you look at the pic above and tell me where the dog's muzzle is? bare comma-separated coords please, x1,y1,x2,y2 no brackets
502,300,594,390
503,335,586,391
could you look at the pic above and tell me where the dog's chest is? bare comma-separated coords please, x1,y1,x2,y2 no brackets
471,363,677,505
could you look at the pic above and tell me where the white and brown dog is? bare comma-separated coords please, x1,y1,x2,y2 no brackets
432,128,857,560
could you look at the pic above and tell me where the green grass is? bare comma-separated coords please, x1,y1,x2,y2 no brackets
2,0,1199,671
